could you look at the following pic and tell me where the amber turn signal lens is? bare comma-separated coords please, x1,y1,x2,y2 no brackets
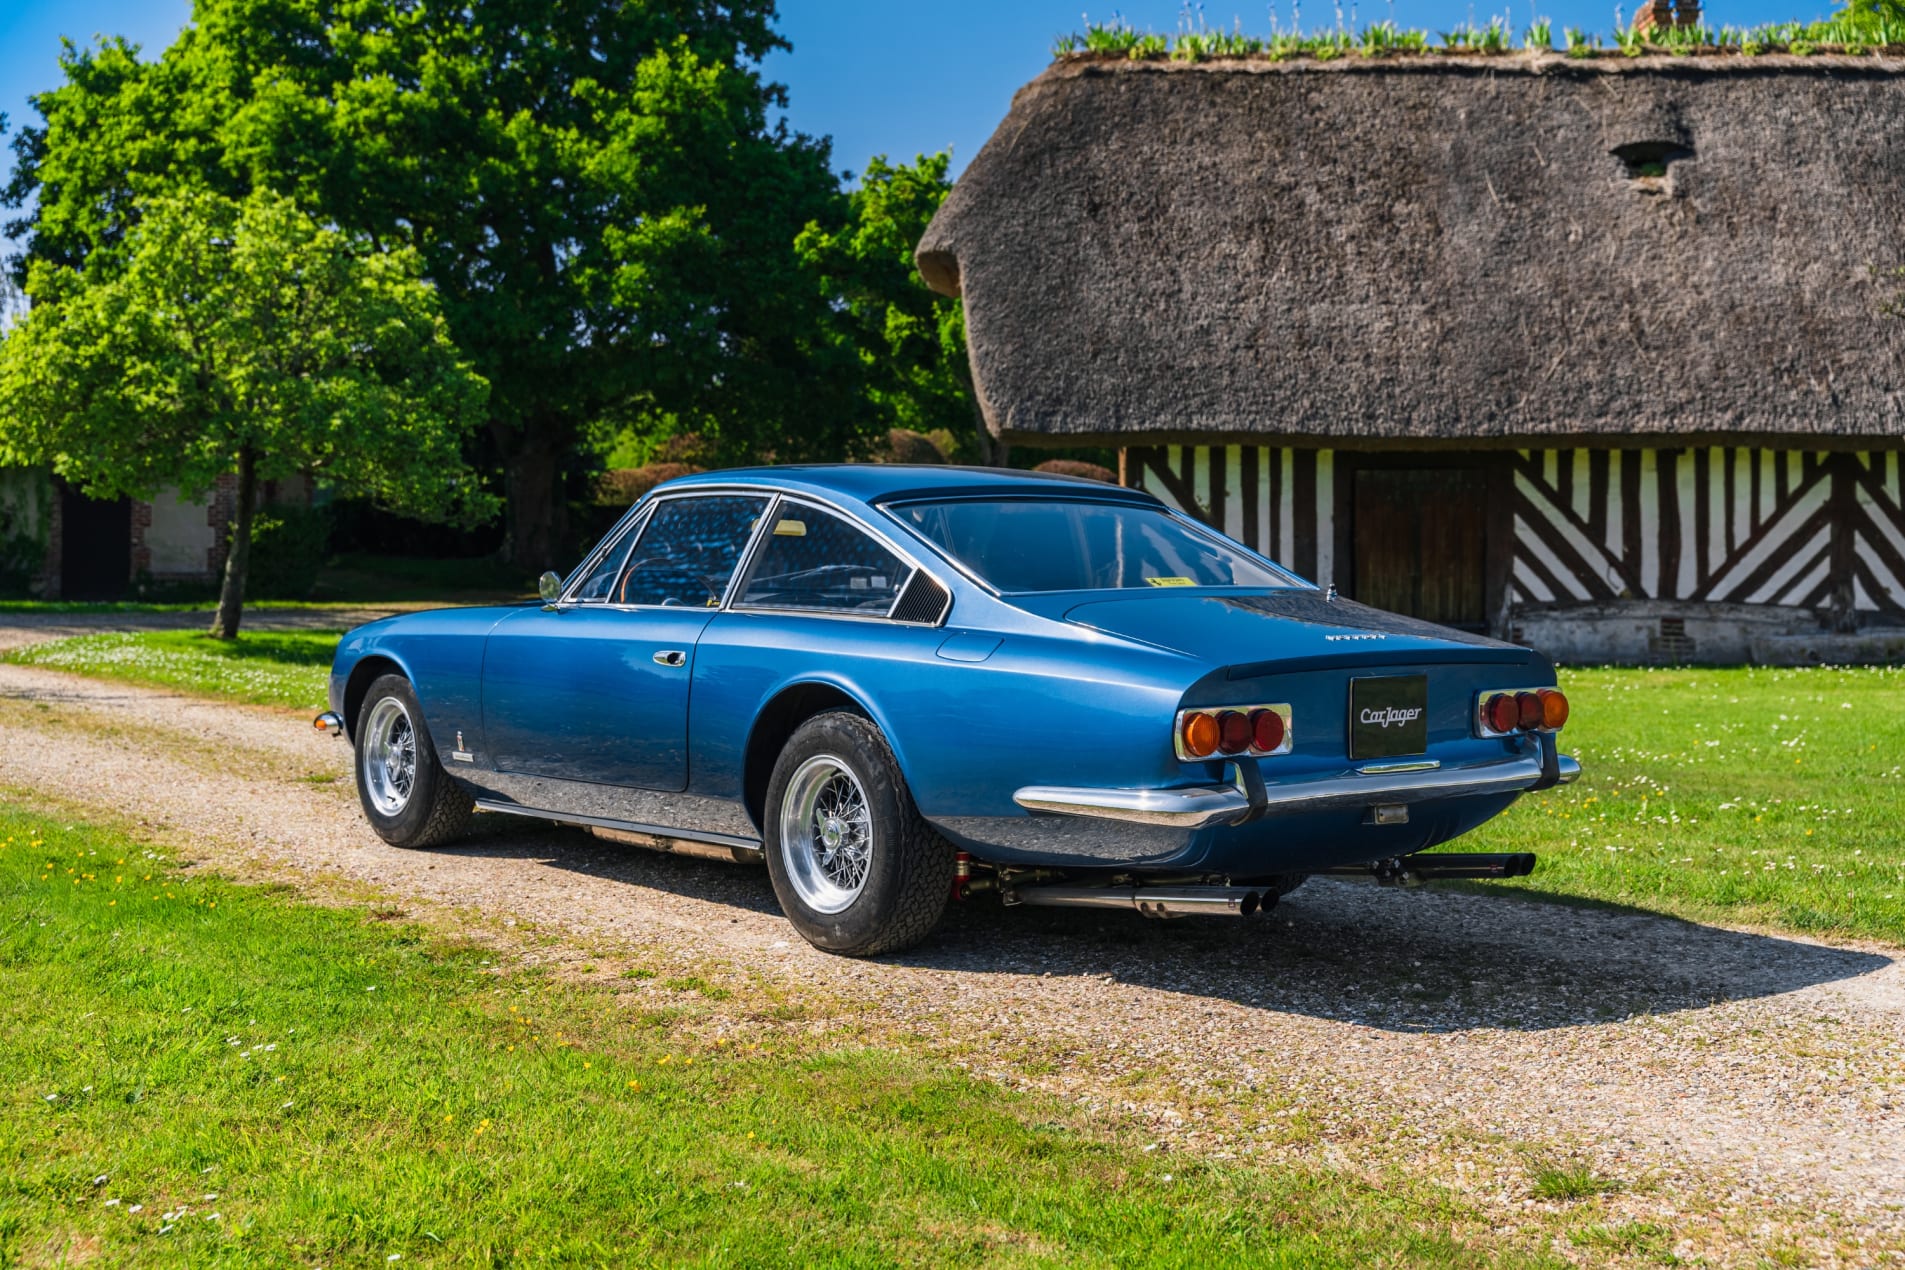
1537,687,1569,730
1250,708,1285,753
1182,711,1221,758
1485,693,1520,734
1217,710,1252,755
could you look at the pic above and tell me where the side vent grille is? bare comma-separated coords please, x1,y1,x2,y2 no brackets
890,571,951,625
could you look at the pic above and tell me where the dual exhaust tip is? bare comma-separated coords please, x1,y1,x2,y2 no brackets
1009,852,1539,916
1012,884,1275,919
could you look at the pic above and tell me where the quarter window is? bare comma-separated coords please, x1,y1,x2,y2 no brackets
570,516,645,603
738,504,912,614
616,495,771,607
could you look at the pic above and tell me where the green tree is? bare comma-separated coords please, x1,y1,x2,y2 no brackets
1843,0,1905,21
795,154,991,464
0,190,491,637
5,3,867,567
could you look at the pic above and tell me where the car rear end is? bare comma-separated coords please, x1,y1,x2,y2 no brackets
1009,592,1580,883
1155,649,1575,877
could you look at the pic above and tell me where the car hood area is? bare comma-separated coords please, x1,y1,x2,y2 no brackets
1057,590,1542,672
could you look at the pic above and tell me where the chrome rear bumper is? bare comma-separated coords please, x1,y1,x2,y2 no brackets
1014,751,1580,830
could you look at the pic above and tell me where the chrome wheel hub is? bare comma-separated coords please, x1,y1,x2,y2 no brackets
780,756,872,914
361,696,418,817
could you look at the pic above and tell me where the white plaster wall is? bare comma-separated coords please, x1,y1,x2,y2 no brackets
147,486,215,576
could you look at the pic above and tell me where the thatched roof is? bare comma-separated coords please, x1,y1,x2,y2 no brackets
917,55,1905,448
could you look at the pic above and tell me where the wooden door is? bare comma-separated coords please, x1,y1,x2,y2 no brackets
57,483,131,601
1352,468,1487,628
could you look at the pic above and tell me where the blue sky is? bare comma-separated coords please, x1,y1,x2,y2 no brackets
0,0,1844,257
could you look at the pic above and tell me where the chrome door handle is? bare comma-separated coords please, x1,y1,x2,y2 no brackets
652,650,687,667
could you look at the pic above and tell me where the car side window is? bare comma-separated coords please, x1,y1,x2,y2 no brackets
617,495,770,608
569,515,646,603
737,504,912,614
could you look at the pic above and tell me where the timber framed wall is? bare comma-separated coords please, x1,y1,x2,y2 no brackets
1128,444,1905,626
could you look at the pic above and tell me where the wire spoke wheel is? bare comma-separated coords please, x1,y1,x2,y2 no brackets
361,696,418,817
779,755,874,914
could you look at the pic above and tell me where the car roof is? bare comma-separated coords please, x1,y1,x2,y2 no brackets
655,464,1162,507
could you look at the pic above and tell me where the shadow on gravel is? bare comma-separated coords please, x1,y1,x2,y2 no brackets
436,817,1891,1035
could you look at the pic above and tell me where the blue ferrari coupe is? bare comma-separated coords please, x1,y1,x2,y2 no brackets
317,466,1579,955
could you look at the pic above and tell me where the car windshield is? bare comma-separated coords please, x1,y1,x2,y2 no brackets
889,498,1300,593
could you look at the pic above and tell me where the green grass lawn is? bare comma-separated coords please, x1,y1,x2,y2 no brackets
0,807,1543,1268
6,630,339,711
1466,665,1905,945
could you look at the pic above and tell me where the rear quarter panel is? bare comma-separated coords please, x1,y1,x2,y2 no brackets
689,610,1196,826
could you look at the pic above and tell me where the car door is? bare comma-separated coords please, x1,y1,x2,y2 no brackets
480,493,771,791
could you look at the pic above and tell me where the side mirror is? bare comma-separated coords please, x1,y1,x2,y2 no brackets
538,571,563,605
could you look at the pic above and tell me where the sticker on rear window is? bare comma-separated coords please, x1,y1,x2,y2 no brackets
1145,577,1195,587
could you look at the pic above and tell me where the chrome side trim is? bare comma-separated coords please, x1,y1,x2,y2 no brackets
1015,751,1580,828
473,799,763,852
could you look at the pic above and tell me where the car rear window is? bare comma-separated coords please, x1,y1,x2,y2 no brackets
890,499,1297,593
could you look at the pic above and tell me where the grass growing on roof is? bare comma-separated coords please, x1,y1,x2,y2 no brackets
1461,665,1905,946
1051,14,1905,60
6,630,339,710
0,807,1555,1267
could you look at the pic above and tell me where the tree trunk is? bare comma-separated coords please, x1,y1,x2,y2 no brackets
210,446,257,640
504,442,564,569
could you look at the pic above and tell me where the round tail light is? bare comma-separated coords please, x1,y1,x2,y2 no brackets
1515,691,1543,730
1249,708,1285,753
1182,712,1220,758
1537,687,1569,730
1217,710,1252,755
1485,693,1519,734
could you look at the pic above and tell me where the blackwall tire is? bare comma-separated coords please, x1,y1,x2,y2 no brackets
763,711,953,956
354,673,474,849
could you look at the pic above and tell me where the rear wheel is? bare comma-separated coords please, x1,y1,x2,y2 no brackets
354,674,473,849
764,711,953,956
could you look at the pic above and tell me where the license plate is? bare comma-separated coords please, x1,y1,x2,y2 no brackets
1349,675,1428,760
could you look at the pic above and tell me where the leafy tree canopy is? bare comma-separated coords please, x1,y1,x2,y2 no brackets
0,189,491,635
794,153,988,463
5,1,872,567
1843,0,1905,22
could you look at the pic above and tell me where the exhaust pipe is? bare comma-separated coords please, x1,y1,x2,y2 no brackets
1010,884,1270,919
1321,852,1537,885
587,825,764,865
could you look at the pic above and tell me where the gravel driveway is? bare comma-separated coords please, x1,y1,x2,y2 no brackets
3,615,1901,1265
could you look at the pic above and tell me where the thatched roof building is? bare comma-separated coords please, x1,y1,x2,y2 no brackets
918,54,1905,661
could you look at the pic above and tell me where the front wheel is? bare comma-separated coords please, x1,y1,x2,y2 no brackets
354,674,473,849
764,711,953,956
